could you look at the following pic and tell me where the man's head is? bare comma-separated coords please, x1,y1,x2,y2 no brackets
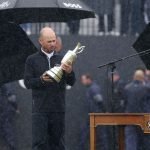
113,72,120,82
39,27,56,53
133,70,145,82
81,74,93,86
109,71,120,82
55,36,63,53
135,67,146,74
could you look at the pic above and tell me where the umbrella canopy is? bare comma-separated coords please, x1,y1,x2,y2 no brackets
133,23,150,69
0,22,37,85
0,0,95,23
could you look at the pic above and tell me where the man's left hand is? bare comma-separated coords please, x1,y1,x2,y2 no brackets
61,63,73,74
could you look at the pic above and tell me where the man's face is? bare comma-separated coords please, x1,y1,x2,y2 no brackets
113,74,120,82
133,70,145,82
145,70,150,81
81,76,90,86
39,35,56,53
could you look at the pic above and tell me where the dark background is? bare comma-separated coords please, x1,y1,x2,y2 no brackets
0,35,145,150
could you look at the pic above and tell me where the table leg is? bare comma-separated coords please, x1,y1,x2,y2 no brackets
118,126,125,150
90,116,96,150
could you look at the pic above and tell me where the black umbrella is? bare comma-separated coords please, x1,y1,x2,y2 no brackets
0,0,95,23
0,22,37,85
133,23,150,69
0,0,95,84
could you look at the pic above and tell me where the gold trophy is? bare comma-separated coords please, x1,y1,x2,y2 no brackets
46,43,85,82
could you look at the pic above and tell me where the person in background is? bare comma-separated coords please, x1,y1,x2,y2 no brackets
0,83,19,150
109,71,126,113
81,74,104,113
121,0,145,36
108,71,126,150
67,20,80,35
95,0,115,35
135,67,146,84
124,69,147,112
144,0,150,23
79,73,108,150
124,70,148,150
145,69,150,85
55,36,63,53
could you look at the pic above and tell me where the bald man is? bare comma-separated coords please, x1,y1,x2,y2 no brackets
24,27,76,150
124,70,148,150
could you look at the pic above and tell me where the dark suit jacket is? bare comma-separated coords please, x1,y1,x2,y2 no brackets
124,80,148,113
24,50,76,113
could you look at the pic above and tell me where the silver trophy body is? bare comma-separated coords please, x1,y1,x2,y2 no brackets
46,43,85,82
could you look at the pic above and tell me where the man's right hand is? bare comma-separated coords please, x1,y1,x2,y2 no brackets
41,72,53,83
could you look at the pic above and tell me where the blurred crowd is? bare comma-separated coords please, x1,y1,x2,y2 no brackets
86,0,150,36
80,68,150,150
21,0,150,36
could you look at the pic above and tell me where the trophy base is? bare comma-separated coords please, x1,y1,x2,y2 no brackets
46,66,63,83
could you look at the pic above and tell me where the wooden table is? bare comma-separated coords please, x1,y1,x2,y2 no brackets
90,113,150,150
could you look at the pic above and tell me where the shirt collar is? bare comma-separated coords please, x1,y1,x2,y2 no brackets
41,48,54,59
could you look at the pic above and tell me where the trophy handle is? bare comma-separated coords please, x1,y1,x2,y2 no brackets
76,46,85,54
73,43,85,54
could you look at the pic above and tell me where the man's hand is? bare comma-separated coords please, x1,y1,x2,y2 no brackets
61,63,73,74
41,72,53,82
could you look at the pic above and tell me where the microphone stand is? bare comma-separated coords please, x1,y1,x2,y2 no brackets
98,48,150,69
97,48,150,150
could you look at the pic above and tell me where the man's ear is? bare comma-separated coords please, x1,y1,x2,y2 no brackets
39,38,42,45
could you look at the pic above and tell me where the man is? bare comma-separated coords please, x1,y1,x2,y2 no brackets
96,0,115,35
80,74,108,150
109,71,126,113
0,82,18,150
121,0,145,36
144,0,150,23
55,36,63,54
24,27,76,150
81,74,104,113
124,70,148,150
145,69,150,85
125,70,147,112
108,71,126,150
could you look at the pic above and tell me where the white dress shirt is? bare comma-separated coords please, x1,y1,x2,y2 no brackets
41,48,54,69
